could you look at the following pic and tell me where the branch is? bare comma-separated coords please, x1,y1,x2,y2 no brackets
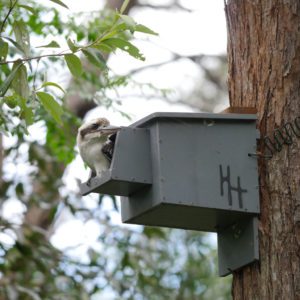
137,0,193,12
0,35,102,65
0,50,70,65
127,53,225,76
0,0,18,34
128,57,182,76
121,93,201,111
0,11,124,66
0,25,112,65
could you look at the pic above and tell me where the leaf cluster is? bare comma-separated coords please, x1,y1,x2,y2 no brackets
0,0,157,136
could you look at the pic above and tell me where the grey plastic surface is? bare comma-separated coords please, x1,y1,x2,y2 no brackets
121,112,260,276
80,112,260,276
122,113,259,226
217,217,259,276
80,127,152,196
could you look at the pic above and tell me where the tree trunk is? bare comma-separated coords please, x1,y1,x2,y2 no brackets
225,0,300,299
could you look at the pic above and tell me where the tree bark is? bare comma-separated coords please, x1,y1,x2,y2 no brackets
225,0,300,299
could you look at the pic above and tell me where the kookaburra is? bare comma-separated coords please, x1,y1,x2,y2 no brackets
77,118,120,181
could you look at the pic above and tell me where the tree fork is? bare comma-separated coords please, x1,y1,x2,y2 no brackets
225,0,300,299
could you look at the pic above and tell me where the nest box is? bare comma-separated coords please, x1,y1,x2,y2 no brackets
80,112,260,276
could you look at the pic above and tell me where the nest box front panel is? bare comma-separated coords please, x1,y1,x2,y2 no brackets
156,118,259,213
121,114,259,231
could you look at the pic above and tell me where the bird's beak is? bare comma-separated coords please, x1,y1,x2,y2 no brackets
97,125,121,136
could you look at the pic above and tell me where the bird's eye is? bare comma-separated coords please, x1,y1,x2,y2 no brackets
91,123,99,130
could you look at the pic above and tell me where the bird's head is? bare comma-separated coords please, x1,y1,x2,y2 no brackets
77,118,120,144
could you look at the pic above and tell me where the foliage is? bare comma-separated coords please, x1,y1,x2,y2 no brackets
0,213,232,299
0,0,157,137
0,1,232,299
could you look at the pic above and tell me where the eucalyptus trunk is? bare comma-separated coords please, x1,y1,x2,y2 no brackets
225,0,300,299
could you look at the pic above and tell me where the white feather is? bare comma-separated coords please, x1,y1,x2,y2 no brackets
78,135,109,176
77,118,112,177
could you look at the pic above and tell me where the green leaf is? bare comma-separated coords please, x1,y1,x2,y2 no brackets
36,92,63,124
41,82,65,93
103,38,145,61
82,48,107,70
92,43,113,53
11,63,29,99
143,227,166,239
36,40,60,48
0,61,23,97
17,4,35,14
114,22,158,36
4,94,19,108
21,106,34,126
135,24,158,36
3,37,26,55
118,14,136,30
13,20,30,56
64,54,82,77
19,97,34,126
67,38,79,52
120,0,130,14
0,38,9,60
114,22,127,32
49,0,69,9
6,94,34,127
45,112,79,164
101,30,120,42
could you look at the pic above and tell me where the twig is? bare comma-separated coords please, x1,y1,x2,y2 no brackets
137,0,193,12
127,53,226,76
0,12,120,66
128,56,183,76
120,93,200,111
0,50,71,65
0,0,18,34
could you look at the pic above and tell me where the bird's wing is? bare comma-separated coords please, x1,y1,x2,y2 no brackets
101,140,114,162
108,133,117,142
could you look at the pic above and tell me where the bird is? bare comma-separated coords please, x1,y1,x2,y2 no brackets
77,117,121,183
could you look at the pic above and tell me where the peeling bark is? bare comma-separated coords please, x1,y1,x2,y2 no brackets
225,0,300,299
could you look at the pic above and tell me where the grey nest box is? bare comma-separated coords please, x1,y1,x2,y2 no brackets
80,112,260,276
